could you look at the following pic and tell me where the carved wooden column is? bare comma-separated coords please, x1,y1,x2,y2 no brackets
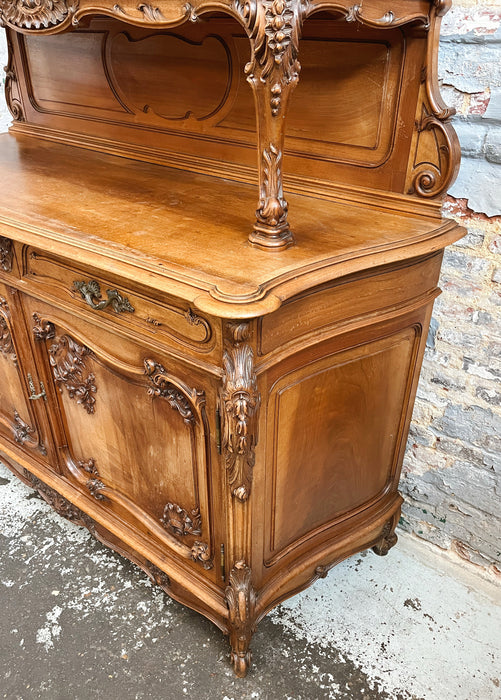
236,0,305,250
221,320,259,676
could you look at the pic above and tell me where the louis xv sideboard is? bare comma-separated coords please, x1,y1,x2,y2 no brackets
0,0,463,676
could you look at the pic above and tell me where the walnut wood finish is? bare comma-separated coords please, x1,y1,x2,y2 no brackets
0,0,463,677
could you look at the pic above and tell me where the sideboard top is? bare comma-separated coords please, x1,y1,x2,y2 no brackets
0,0,447,34
0,133,463,317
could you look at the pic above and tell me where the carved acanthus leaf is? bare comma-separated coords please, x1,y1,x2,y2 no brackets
49,334,97,414
87,478,107,500
1,0,78,30
257,144,287,229
225,560,257,677
222,322,260,502
145,358,201,424
0,236,14,271
78,458,98,476
161,502,202,536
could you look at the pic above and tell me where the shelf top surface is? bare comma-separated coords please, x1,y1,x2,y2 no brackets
0,133,462,317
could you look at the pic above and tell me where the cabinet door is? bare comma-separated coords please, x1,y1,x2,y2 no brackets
22,295,217,575
0,283,49,459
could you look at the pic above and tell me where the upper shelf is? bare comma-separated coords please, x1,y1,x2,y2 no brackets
0,133,463,317
0,0,446,34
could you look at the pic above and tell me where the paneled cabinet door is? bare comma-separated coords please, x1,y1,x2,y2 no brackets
0,283,49,460
23,296,217,576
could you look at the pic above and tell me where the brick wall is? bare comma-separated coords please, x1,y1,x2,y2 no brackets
0,4,500,580
399,4,501,581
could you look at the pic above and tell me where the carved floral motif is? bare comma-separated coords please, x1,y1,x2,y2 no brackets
0,236,13,271
49,335,97,414
190,540,213,569
1,0,78,30
225,560,256,677
161,502,202,536
145,358,199,424
221,322,260,501
87,477,107,500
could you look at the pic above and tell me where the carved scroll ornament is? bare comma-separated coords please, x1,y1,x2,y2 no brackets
0,0,78,30
222,322,260,502
49,334,97,414
145,358,202,425
32,313,55,342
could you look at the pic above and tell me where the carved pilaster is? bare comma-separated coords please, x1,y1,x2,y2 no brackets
225,560,257,677
221,322,260,502
48,334,97,414
0,236,14,272
236,0,305,249
0,297,17,365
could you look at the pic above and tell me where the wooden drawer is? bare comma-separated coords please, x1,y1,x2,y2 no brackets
22,247,218,358
258,252,443,356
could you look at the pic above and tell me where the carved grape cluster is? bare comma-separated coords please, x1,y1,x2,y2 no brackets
264,0,294,66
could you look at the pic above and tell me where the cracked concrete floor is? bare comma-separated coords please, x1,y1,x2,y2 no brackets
1,461,500,700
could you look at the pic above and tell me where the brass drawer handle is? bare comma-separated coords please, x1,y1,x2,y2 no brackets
73,280,134,314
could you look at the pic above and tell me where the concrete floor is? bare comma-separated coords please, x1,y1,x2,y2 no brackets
1,461,500,700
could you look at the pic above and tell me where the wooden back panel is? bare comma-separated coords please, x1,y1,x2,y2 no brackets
9,16,439,208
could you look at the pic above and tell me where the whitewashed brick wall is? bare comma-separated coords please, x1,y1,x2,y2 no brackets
0,4,500,579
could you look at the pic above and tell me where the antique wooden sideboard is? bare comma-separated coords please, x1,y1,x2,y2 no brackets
0,0,463,677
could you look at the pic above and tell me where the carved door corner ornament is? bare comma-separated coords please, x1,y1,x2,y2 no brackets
221,322,260,502
190,540,213,569
225,560,257,677
161,501,202,536
144,358,204,425
0,236,14,271
32,313,56,342
1,0,79,30
12,409,35,445
48,334,97,414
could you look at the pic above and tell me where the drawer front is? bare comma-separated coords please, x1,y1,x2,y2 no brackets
258,252,443,356
23,247,217,358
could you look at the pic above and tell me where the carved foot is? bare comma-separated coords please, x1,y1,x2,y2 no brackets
225,560,256,677
372,519,398,556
